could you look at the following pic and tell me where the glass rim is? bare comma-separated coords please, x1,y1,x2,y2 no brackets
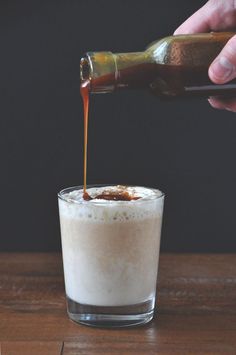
58,184,165,205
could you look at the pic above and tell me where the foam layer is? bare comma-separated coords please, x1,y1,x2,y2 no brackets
58,185,164,223
61,185,163,203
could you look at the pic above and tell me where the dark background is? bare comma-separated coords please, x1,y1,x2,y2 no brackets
1,0,236,252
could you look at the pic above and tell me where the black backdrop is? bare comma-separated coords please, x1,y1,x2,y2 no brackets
1,0,236,252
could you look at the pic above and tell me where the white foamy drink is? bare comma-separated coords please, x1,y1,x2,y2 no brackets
58,185,164,307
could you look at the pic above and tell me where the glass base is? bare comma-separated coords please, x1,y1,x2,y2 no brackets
66,296,155,328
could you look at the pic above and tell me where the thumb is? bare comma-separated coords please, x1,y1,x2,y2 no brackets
209,35,236,84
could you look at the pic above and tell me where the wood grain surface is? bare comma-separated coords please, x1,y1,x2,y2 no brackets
0,253,236,354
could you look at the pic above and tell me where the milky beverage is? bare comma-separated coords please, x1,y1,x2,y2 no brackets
58,185,164,307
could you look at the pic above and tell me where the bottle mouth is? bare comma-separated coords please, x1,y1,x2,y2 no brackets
80,52,117,93
80,57,91,81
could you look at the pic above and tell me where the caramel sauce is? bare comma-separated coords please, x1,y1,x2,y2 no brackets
83,189,140,201
80,80,90,199
95,191,140,201
81,80,140,201
83,191,92,201
90,63,236,97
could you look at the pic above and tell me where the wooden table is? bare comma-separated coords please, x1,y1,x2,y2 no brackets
0,253,236,354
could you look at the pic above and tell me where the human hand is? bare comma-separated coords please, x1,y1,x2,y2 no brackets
175,0,236,112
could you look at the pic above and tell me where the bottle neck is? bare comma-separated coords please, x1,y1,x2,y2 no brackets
80,51,154,93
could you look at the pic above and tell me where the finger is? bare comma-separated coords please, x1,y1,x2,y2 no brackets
208,97,236,112
209,35,236,84
174,0,236,35
174,2,211,34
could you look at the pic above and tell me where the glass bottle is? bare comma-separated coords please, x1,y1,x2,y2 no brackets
80,32,236,98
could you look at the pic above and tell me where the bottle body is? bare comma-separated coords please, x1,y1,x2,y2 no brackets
80,32,236,98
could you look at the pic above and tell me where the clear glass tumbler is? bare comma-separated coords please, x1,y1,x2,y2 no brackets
58,184,164,328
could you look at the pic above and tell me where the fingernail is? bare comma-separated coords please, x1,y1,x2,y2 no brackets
210,57,234,81
208,98,218,108
208,98,225,110
208,98,219,108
